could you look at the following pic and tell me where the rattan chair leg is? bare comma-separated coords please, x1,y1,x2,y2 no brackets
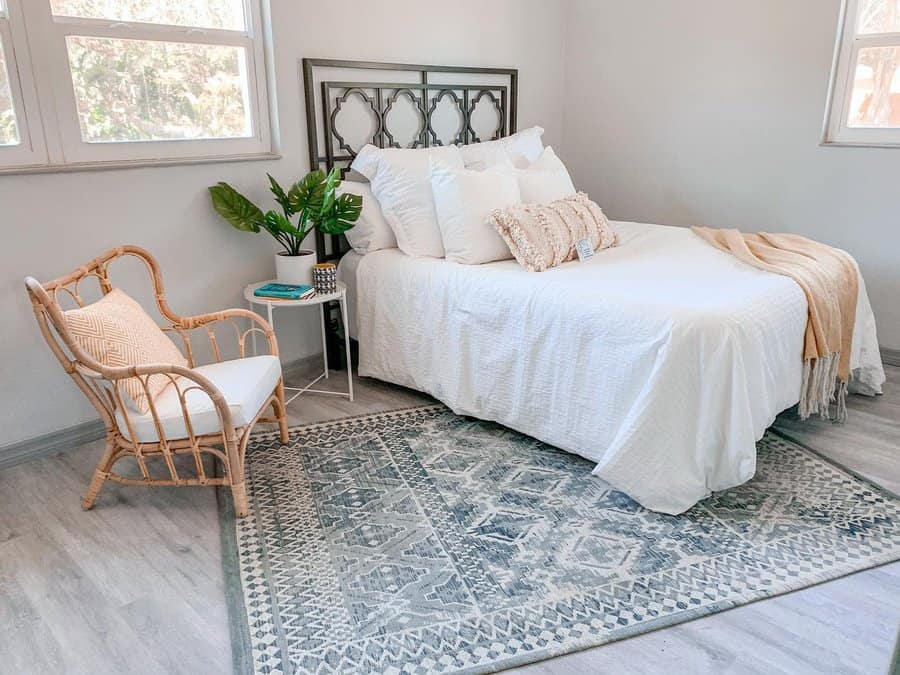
232,482,249,518
81,436,116,510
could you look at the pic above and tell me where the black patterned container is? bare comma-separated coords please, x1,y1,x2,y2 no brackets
313,262,337,294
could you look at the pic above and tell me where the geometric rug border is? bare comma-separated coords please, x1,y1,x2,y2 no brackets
769,426,900,502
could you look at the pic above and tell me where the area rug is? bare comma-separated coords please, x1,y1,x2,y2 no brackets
218,405,900,674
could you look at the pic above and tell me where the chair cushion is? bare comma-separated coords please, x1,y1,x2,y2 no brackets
64,288,188,414
115,355,282,443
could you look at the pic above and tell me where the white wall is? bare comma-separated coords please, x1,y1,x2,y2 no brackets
0,0,569,447
562,0,900,350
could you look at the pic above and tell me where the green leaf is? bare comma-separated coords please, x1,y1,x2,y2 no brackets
317,192,362,235
208,183,263,232
287,170,326,218
267,173,293,216
263,210,302,238
320,167,341,214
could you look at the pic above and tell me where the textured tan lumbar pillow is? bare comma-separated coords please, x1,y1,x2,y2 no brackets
64,288,188,414
490,192,617,272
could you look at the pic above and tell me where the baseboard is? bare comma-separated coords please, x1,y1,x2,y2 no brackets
0,418,105,472
0,354,327,473
881,347,900,368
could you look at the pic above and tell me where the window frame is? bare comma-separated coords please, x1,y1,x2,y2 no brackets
0,0,276,172
822,0,900,148
0,0,48,168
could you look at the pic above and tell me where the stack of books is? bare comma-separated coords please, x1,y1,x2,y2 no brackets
253,283,316,300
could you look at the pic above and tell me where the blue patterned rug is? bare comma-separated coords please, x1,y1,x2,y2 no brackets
218,405,900,674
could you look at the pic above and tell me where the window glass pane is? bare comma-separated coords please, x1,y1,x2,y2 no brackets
66,37,253,143
857,0,900,34
50,0,246,31
0,38,20,146
848,46,900,127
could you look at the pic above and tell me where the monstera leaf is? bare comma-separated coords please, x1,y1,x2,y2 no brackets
208,183,263,232
287,170,326,219
262,210,301,238
319,167,341,214
267,174,293,216
318,192,363,235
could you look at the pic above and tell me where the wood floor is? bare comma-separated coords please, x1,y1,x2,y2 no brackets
1,365,898,675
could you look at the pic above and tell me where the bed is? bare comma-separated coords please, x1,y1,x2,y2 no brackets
307,59,885,514
338,221,884,514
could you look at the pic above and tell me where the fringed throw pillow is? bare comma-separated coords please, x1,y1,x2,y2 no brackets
490,192,617,272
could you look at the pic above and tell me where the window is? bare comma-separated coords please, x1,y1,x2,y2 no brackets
0,0,46,167
0,0,273,170
823,0,900,146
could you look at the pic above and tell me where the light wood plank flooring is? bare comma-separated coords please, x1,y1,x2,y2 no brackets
1,365,898,675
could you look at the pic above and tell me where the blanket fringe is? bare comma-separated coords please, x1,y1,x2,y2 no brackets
799,352,848,423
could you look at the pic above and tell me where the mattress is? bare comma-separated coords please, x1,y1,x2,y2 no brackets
337,250,364,340
353,221,885,514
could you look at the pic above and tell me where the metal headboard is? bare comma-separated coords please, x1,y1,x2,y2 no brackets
302,58,519,264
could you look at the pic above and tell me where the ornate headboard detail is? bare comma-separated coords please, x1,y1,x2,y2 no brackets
302,58,518,263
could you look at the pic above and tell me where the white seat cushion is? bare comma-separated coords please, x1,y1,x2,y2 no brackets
115,355,282,443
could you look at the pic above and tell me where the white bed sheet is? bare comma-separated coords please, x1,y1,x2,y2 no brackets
337,250,364,340
354,221,885,514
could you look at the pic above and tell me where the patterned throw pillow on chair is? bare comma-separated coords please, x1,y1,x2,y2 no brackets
63,288,188,414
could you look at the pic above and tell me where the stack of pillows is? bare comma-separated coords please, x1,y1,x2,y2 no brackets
339,126,617,272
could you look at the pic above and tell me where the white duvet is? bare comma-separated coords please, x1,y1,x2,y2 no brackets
353,222,885,514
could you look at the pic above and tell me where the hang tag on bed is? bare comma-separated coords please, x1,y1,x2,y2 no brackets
575,238,595,262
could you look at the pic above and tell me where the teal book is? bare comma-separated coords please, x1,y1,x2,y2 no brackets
254,283,314,300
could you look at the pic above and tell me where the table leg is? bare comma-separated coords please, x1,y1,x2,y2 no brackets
340,294,354,401
266,303,275,359
319,303,329,380
249,300,258,356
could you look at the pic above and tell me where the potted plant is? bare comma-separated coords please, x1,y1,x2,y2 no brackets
209,168,362,285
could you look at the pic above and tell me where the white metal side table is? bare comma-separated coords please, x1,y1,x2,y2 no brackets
244,280,353,404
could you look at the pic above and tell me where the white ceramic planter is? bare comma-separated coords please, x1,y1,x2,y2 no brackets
275,251,316,285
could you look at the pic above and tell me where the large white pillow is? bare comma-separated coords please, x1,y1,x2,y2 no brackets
459,126,545,170
351,144,464,258
336,181,396,254
515,146,576,204
430,159,521,265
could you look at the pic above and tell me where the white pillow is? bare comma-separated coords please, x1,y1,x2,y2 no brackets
459,126,545,170
515,146,576,204
336,181,396,254
351,144,464,258
430,159,521,265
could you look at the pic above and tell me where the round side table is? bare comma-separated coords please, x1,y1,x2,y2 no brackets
244,280,353,404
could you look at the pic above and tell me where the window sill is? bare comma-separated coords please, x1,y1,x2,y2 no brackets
820,140,900,148
0,151,282,176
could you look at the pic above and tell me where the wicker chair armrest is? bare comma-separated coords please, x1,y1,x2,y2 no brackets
170,308,279,360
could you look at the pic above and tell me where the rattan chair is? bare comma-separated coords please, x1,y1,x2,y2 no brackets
25,245,290,517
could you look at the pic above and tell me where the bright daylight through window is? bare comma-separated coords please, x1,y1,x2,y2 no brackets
824,0,900,145
0,0,273,170
0,0,21,147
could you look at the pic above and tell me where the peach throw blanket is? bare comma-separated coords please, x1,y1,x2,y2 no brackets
692,227,857,422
